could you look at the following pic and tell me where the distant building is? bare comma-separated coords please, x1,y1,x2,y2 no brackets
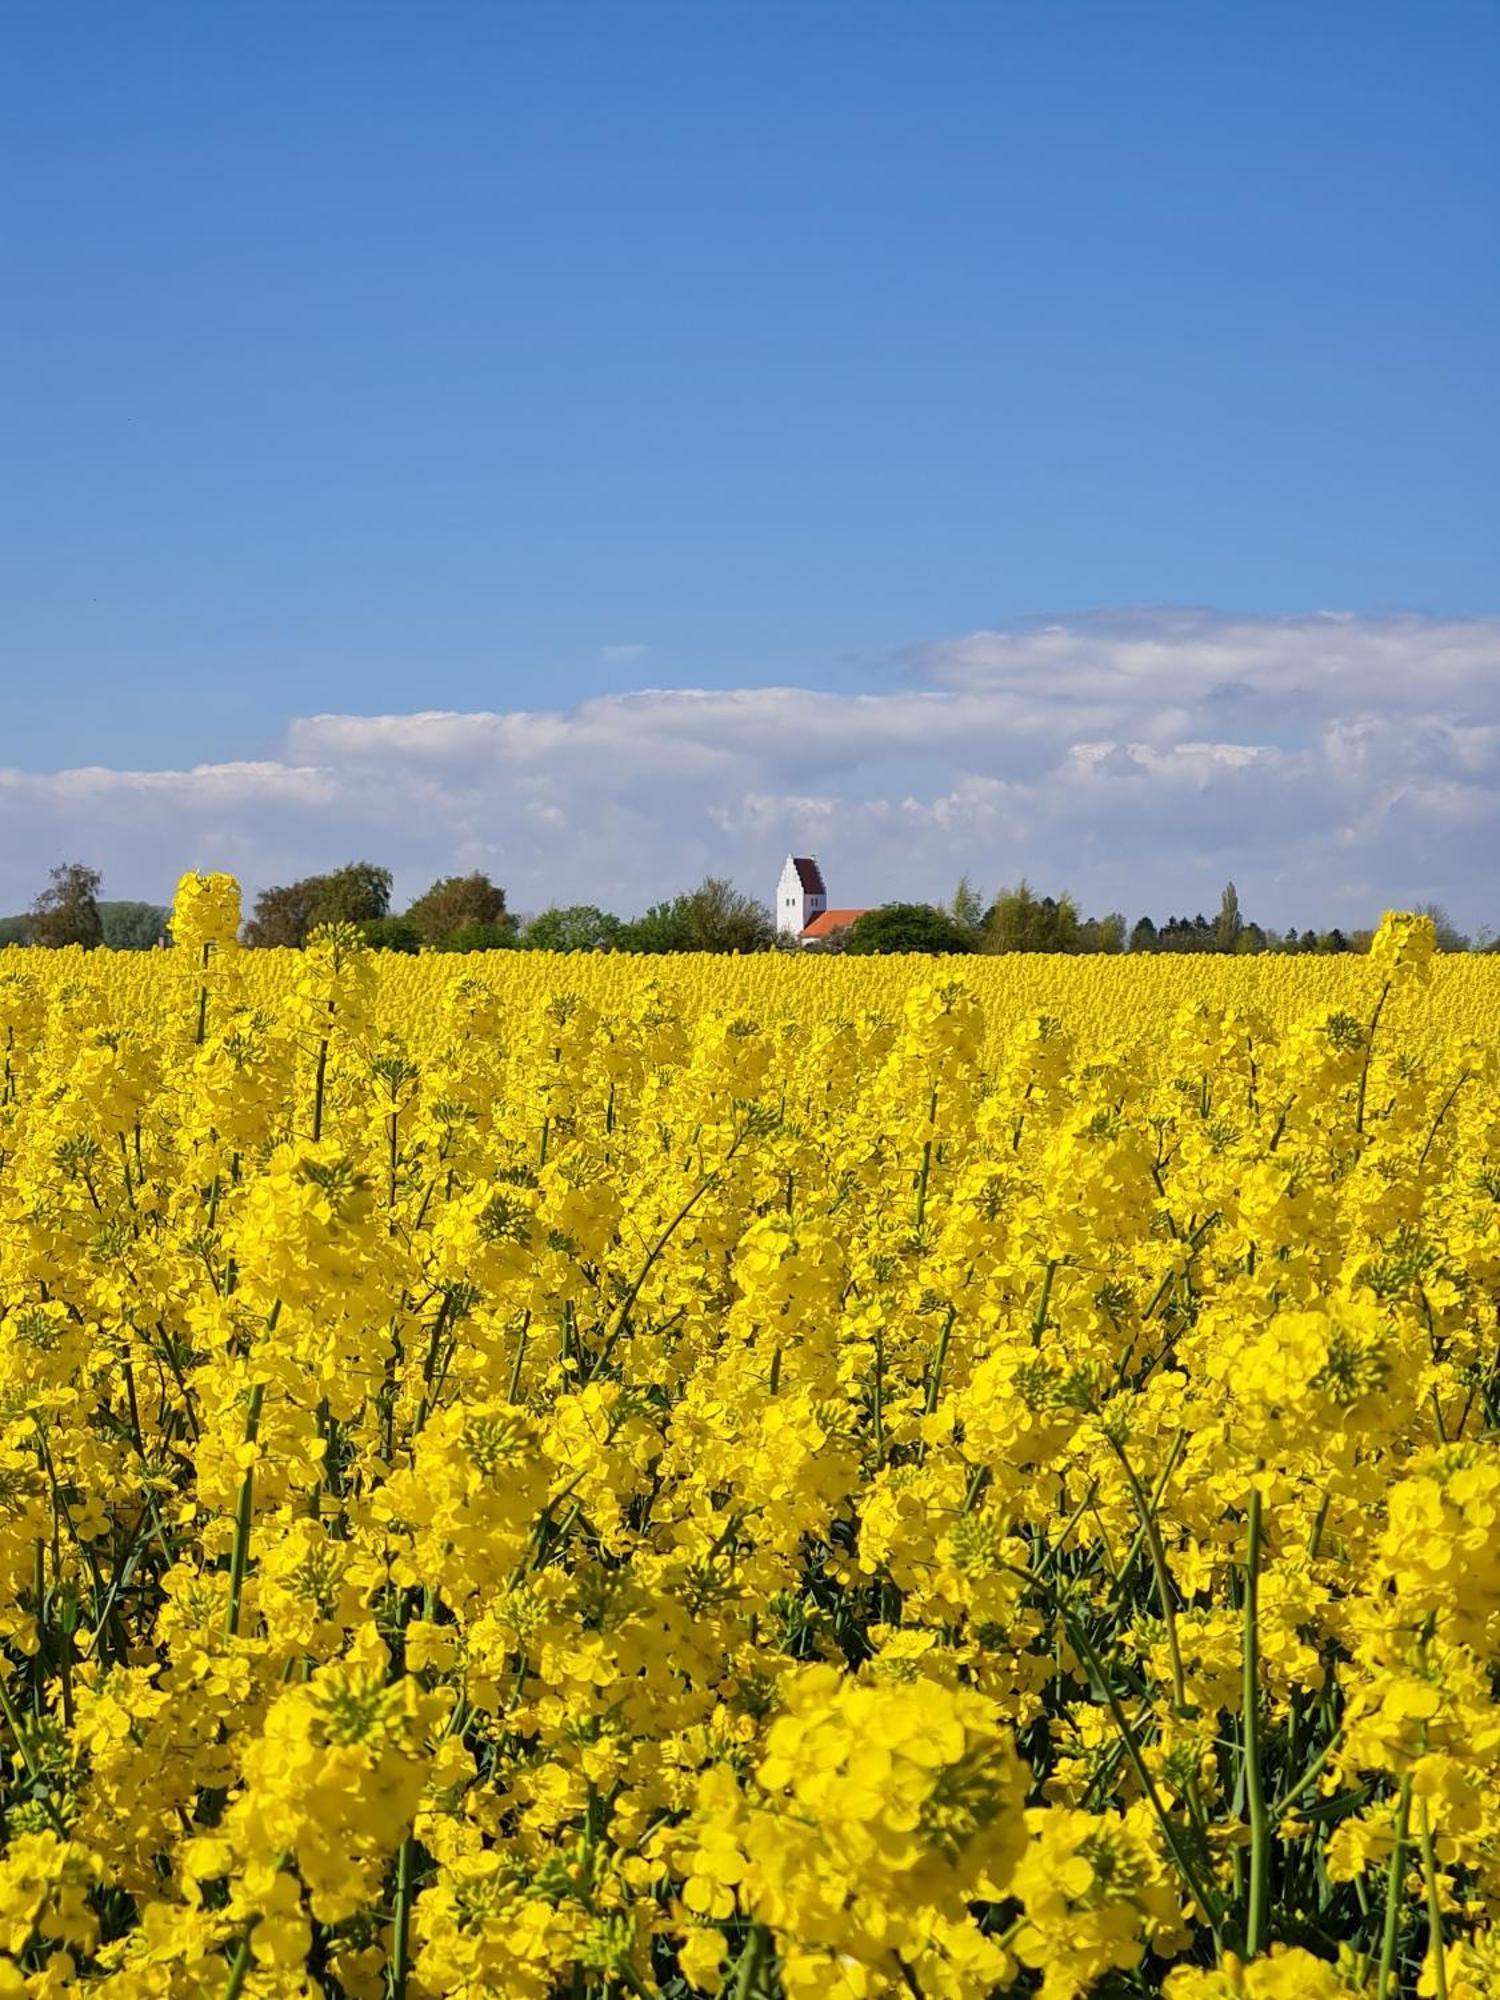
776,855,869,945
776,855,827,936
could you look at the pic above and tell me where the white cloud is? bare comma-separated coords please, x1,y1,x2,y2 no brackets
3,609,1499,930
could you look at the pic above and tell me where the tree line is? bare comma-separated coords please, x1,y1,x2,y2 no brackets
0,862,777,954
0,860,1483,956
235,864,776,953
839,879,1476,955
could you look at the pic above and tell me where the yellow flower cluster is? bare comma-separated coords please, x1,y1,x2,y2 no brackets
0,884,1495,1995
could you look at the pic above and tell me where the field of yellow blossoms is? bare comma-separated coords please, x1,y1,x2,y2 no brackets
2,875,1500,2000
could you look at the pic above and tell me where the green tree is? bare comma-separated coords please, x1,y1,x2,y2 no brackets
1157,913,1217,952
983,881,1079,953
845,903,976,955
432,919,520,953
671,878,774,953
949,875,986,941
613,902,685,953
360,915,422,953
522,905,623,952
28,862,103,949
0,915,28,947
1076,911,1127,953
405,872,510,947
616,879,773,954
99,901,168,950
243,877,328,948
244,863,392,947
314,862,393,926
1215,881,1244,954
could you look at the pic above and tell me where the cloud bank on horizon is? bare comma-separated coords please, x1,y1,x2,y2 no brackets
2,609,1497,930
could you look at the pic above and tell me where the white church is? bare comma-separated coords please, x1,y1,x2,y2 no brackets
776,855,869,945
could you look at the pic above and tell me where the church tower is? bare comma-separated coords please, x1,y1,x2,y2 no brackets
776,854,827,936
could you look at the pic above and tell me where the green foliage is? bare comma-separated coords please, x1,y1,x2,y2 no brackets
99,901,169,950
1215,880,1244,954
244,862,392,947
522,905,624,952
613,902,684,954
405,872,510,947
844,903,976,955
432,919,519,953
0,916,27,948
949,875,986,941
1134,897,1371,956
314,862,393,926
670,877,774,953
615,878,774,954
360,915,422,954
242,880,323,949
983,881,1079,953
28,862,103,949
1075,911,1127,953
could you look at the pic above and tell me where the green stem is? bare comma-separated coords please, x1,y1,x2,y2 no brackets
1115,1429,1185,1582
1065,1604,1224,1943
728,1922,770,2000
1355,979,1390,1137
584,1163,733,1384
872,1326,885,1466
312,1037,329,1141
1269,1722,1346,1819
1418,1798,1447,2000
222,1930,254,2000
1032,1258,1057,1339
924,1306,956,1418
413,1292,455,1435
507,1310,531,1403
1307,1490,1332,1559
1106,1431,1188,1714
1377,1772,1413,1999
997,1550,1221,1943
391,1833,416,1999
196,940,211,1046
1419,1069,1471,1168
0,1674,68,1836
1243,1483,1270,1957
225,1382,267,1636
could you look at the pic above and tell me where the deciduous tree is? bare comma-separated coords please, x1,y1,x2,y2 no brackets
983,881,1080,953
845,903,976,955
244,862,392,947
522,905,623,952
100,901,169,950
28,862,103,949
405,872,510,946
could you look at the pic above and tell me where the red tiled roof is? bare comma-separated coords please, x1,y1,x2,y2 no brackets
790,856,827,895
801,908,869,939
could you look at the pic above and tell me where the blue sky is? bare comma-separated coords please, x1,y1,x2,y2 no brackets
2,3,1498,922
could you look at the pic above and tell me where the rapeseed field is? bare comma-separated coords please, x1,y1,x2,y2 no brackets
0,877,1496,1998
